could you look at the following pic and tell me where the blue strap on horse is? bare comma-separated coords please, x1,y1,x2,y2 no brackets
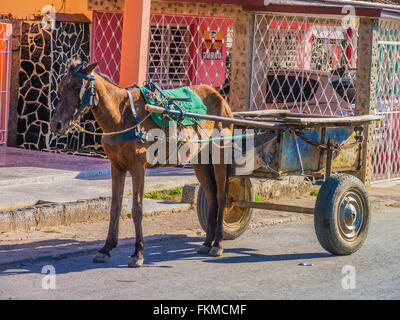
102,88,150,145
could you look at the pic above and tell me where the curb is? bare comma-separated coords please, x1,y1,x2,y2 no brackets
0,196,192,233
0,175,312,232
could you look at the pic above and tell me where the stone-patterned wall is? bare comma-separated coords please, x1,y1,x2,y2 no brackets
16,22,52,150
48,21,100,151
16,20,94,152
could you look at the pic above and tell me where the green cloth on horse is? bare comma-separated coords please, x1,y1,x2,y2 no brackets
138,85,207,127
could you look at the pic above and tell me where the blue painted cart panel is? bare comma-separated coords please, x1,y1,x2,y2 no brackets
280,127,356,173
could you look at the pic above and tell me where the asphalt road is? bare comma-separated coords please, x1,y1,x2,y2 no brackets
0,208,399,300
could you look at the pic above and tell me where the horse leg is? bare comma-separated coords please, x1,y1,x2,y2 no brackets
208,164,228,257
93,164,126,263
192,164,218,254
127,167,146,267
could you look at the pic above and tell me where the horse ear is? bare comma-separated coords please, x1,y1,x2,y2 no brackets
84,59,103,74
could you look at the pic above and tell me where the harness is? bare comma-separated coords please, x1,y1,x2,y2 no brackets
145,82,188,121
66,64,256,169
69,62,149,144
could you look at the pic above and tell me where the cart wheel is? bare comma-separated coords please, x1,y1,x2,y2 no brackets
197,177,254,240
314,174,370,255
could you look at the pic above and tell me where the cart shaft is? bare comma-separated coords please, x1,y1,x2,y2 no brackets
233,200,315,215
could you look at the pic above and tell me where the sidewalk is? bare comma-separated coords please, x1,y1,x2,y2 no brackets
0,147,198,211
368,181,400,209
0,147,198,235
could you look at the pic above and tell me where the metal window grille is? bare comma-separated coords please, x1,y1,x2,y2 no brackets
91,11,124,84
250,14,358,116
147,14,234,100
0,23,11,145
372,19,400,183
148,24,191,88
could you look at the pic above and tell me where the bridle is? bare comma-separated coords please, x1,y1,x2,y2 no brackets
66,62,150,143
69,62,98,123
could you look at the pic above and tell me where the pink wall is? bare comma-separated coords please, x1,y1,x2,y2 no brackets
91,11,233,88
91,11,124,84
151,14,233,88
0,23,11,144
195,16,233,87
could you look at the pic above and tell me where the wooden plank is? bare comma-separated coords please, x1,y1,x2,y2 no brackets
146,104,383,131
235,112,382,122
233,200,315,215
233,109,291,117
235,111,339,119
281,115,382,124
278,112,337,119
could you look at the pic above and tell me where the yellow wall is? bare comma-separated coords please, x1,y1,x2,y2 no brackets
1,0,91,20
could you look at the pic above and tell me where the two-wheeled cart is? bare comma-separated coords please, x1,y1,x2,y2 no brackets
146,104,381,255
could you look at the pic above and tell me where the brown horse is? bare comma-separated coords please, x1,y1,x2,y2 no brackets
50,59,233,267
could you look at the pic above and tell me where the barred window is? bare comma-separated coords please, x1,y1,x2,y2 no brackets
148,24,190,88
268,31,300,69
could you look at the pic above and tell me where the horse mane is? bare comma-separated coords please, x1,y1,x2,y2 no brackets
94,71,124,89
95,70,140,91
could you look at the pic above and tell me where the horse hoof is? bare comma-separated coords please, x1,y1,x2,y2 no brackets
93,252,110,263
197,245,211,255
208,247,223,257
128,256,144,268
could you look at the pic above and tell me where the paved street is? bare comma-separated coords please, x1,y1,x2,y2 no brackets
0,207,399,300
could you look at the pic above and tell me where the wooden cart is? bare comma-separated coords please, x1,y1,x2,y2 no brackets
146,104,381,255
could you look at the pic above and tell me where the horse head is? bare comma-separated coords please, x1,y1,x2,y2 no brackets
50,58,101,136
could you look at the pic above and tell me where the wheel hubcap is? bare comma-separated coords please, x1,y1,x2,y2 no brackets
338,190,365,241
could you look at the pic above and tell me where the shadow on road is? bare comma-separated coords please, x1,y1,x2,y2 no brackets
144,237,332,265
0,234,332,275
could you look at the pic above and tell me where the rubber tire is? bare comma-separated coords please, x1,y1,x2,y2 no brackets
314,174,370,255
197,177,254,240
